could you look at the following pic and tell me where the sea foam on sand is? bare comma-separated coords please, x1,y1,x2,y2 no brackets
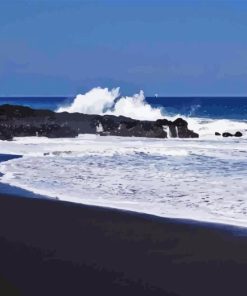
0,135,247,228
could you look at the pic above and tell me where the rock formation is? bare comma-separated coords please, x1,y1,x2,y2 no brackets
222,131,243,138
0,105,199,140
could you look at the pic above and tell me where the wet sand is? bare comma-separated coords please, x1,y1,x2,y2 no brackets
0,193,246,295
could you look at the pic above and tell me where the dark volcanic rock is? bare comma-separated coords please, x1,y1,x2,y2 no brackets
235,131,243,137
101,119,167,138
0,126,13,141
174,118,199,138
0,104,199,140
215,132,221,136
222,132,233,137
222,131,243,138
156,118,199,138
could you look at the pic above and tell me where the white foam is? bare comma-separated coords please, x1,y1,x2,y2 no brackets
57,87,163,121
0,135,190,157
1,135,247,228
57,87,119,114
185,117,247,138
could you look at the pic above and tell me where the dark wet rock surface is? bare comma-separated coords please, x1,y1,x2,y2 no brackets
222,131,243,138
0,104,199,140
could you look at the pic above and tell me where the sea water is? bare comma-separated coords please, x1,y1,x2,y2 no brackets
0,88,247,227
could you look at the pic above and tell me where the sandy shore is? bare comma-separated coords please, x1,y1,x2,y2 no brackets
0,194,246,295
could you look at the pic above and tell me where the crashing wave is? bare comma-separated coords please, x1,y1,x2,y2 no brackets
57,87,163,121
57,87,247,138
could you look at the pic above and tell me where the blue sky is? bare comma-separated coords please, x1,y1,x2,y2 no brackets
0,0,247,96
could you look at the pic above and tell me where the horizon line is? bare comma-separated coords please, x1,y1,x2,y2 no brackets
1,95,247,98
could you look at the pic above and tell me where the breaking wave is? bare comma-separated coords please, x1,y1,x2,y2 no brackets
57,87,163,121
57,87,247,138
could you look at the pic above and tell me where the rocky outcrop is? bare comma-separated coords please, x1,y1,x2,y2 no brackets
156,118,199,138
0,126,13,141
222,132,233,137
235,131,243,137
222,131,243,138
0,104,199,140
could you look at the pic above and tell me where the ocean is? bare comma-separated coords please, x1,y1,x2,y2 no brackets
0,88,247,227
1,95,247,120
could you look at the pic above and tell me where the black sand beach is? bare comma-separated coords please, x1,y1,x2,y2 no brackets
0,194,246,296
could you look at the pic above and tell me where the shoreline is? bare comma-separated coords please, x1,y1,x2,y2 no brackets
0,151,247,230
1,178,247,231
1,180,247,231
0,192,246,295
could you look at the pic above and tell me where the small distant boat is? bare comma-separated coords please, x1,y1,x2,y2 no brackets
154,93,159,98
